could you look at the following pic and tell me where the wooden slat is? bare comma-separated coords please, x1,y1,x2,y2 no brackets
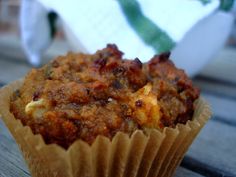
194,75,236,88
200,47,236,84
0,136,30,177
0,161,29,177
201,93,236,124
0,82,5,87
0,121,29,168
0,34,70,66
186,120,236,176
0,59,30,83
181,156,235,177
174,167,204,177
193,79,236,100
0,120,30,177
0,35,27,63
0,52,28,65
0,34,72,84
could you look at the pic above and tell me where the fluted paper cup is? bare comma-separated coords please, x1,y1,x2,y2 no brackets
0,80,211,177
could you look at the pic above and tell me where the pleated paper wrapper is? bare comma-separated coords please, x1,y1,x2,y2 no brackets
0,80,211,177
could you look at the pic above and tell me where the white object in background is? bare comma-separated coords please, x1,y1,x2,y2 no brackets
38,0,220,74
64,11,234,76
22,0,234,76
171,11,234,76
20,0,51,66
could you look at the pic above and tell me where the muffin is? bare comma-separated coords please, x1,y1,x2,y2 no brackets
0,44,211,177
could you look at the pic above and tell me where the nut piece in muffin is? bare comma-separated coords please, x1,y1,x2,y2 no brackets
10,44,199,148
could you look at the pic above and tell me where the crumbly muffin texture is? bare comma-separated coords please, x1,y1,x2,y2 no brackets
10,44,199,148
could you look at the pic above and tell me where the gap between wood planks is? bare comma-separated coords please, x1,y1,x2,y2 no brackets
213,116,236,127
0,53,29,66
181,156,235,177
195,75,236,88
0,82,4,87
194,76,236,101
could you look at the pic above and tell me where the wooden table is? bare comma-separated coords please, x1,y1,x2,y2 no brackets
0,37,236,176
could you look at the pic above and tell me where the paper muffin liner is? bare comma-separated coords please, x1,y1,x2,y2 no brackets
0,80,211,177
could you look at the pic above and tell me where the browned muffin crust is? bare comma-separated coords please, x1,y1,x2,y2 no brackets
10,44,199,148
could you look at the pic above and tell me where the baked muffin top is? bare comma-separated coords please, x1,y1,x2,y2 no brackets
10,44,199,148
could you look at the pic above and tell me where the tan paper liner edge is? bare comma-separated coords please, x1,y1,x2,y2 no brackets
0,80,211,177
